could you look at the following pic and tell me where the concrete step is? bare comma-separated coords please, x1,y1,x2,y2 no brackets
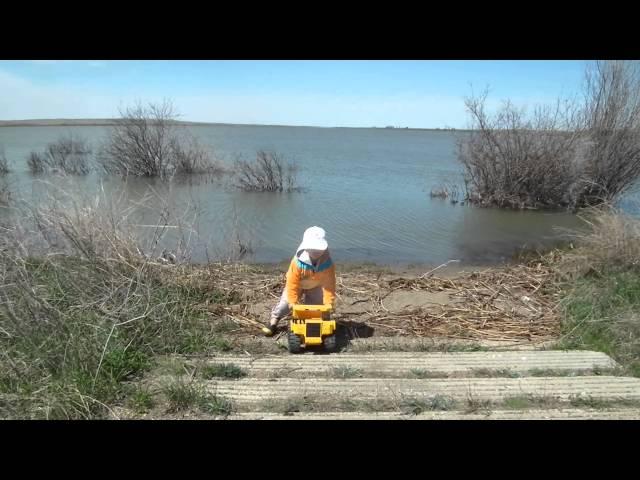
227,408,640,420
344,336,554,352
202,351,617,377
207,376,640,405
224,336,555,356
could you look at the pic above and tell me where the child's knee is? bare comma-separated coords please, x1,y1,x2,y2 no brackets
272,301,290,319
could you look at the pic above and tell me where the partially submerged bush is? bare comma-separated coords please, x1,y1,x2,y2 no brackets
0,145,9,203
430,182,460,201
26,135,92,175
233,150,299,192
27,151,47,174
459,61,640,210
0,146,9,175
170,136,223,176
45,134,92,175
0,182,9,205
458,94,584,209
578,61,640,206
98,100,221,179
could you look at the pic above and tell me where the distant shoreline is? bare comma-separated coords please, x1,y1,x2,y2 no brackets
0,119,213,127
0,118,466,131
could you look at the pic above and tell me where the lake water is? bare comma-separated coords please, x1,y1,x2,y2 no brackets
2,124,634,266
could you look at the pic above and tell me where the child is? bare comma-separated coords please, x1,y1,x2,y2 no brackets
264,226,336,336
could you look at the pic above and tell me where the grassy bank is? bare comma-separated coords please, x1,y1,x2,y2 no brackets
1,186,638,418
553,209,640,376
0,188,245,419
558,272,640,376
0,254,242,419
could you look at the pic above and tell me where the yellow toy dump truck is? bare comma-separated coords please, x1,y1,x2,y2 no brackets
288,304,336,353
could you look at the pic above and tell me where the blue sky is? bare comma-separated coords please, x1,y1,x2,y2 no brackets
0,60,589,128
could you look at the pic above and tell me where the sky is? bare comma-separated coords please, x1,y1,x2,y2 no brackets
0,60,589,128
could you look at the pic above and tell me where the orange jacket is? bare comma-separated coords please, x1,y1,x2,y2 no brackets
285,251,336,307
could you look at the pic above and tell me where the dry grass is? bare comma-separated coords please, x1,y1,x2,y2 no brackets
557,206,640,277
183,253,563,343
0,185,245,418
339,260,561,342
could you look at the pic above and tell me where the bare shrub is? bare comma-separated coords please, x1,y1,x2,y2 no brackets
98,100,220,179
170,136,223,176
26,135,92,175
0,146,9,175
44,134,92,175
27,151,47,174
233,150,299,192
0,182,9,205
577,61,640,206
458,90,584,209
458,61,640,210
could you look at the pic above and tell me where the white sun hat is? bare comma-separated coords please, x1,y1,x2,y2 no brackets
296,226,328,255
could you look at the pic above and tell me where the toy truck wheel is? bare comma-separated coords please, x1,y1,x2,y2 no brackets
288,333,302,353
323,335,337,352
